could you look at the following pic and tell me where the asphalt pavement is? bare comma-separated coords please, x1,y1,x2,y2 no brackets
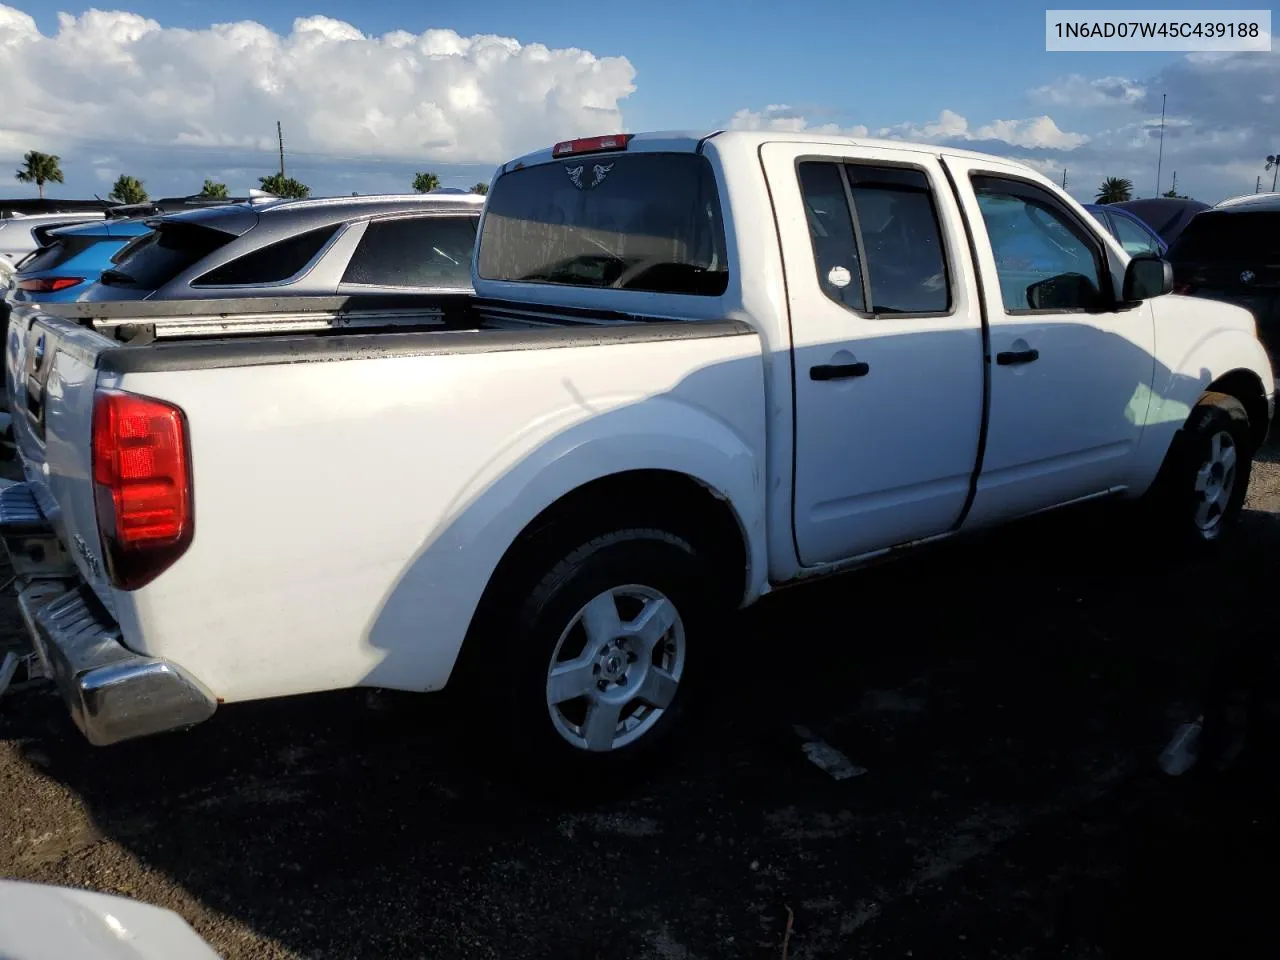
2,451,1280,959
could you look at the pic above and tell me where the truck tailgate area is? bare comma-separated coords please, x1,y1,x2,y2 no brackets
4,306,767,720
6,311,120,617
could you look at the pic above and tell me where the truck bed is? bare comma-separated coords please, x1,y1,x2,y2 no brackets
4,291,766,710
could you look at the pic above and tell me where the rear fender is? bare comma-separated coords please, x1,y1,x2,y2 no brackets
362,395,767,689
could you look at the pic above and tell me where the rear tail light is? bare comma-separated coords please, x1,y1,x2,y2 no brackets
17,277,83,292
552,134,633,158
91,389,193,590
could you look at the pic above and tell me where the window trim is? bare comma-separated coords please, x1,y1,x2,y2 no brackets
793,154,958,321
189,222,346,290
338,211,480,291
969,171,1118,317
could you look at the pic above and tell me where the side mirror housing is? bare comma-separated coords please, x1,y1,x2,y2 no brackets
1123,254,1174,302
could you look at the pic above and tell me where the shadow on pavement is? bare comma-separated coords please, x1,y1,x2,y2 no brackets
2,497,1279,959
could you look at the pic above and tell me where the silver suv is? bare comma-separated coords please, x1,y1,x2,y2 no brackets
78,193,485,301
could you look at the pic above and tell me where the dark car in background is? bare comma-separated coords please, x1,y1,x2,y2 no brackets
1108,197,1211,247
1166,193,1280,363
80,193,485,302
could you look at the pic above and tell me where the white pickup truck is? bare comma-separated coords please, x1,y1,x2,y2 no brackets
1,130,1273,776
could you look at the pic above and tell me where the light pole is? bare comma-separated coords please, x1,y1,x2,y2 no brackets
1155,93,1166,197
1268,154,1279,192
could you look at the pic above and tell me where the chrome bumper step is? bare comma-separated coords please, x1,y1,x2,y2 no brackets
1,481,217,744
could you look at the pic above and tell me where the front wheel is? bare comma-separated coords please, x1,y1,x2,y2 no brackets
498,527,713,776
1147,392,1254,546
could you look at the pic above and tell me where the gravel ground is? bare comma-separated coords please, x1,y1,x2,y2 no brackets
3,450,1280,959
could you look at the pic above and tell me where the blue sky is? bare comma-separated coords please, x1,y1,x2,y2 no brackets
18,0,1187,133
3,1,1276,203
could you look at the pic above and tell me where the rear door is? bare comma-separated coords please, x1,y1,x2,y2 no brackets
942,158,1156,525
760,142,985,565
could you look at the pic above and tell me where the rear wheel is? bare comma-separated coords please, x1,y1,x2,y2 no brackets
1146,392,1253,545
493,527,713,777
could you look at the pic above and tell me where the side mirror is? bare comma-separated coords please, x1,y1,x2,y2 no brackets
1122,254,1173,302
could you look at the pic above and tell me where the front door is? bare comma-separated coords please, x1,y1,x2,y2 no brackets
942,159,1157,526
760,142,985,566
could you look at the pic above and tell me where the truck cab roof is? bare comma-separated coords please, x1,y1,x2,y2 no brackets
502,129,1040,178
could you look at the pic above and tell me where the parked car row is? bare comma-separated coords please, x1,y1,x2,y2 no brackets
1166,193,1280,363
1081,193,1279,366
4,192,484,308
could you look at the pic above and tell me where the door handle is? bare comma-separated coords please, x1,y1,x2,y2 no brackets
996,348,1039,366
810,362,870,381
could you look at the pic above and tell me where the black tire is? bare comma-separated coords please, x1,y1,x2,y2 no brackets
492,527,714,779
1146,391,1253,546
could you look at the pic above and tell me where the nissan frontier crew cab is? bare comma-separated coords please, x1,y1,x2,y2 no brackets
1,130,1273,778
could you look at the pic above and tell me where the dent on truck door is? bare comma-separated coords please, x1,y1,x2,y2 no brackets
945,161,1156,525
760,143,985,565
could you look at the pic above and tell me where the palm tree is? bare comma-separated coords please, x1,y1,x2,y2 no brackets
1267,155,1279,192
412,171,440,193
198,179,229,199
258,173,310,199
1095,177,1134,204
108,175,148,205
14,151,64,199
470,182,489,196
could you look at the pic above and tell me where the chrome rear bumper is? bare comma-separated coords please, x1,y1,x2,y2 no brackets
1,482,215,745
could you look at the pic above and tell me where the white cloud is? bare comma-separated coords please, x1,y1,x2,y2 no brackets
729,105,1089,153
1030,74,1146,108
0,4,635,167
877,110,1090,150
729,105,867,137
727,47,1279,204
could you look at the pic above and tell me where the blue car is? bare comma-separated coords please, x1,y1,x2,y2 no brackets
7,218,153,303
1082,203,1167,257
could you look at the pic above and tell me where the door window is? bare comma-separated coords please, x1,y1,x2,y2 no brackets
1110,213,1162,256
342,215,477,288
971,176,1107,313
797,161,951,316
194,226,339,287
797,162,866,312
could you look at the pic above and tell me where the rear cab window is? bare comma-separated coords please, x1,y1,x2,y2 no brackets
478,152,729,297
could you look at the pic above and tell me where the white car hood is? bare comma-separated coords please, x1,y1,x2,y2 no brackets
0,881,220,960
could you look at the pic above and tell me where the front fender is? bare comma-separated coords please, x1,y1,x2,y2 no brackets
1132,297,1275,493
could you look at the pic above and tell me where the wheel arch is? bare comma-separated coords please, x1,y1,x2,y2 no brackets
490,467,751,609
1205,368,1271,451
454,468,755,687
